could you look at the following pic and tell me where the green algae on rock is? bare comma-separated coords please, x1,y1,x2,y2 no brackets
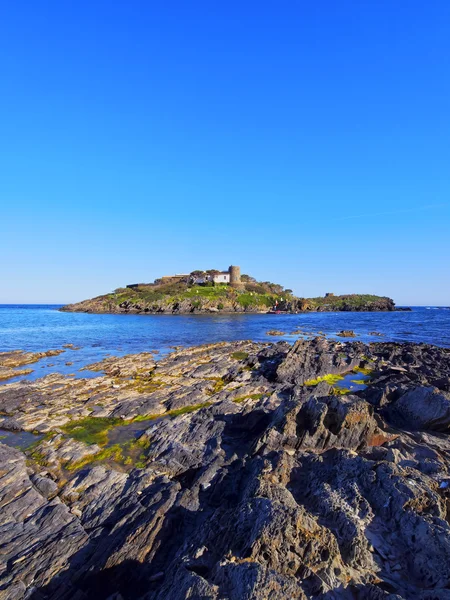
61,417,123,446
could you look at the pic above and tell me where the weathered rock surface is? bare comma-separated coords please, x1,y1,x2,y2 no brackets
0,366,33,382
276,337,363,385
0,339,449,599
0,444,88,596
0,350,65,368
0,350,65,382
386,386,450,432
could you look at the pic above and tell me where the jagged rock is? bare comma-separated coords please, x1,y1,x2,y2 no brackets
276,337,363,385
30,474,58,499
0,340,450,599
386,386,450,431
258,393,382,454
0,444,87,594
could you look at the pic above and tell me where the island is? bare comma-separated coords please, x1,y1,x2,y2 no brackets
61,265,396,314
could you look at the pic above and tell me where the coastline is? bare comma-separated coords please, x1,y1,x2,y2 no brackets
60,302,397,316
1,337,450,598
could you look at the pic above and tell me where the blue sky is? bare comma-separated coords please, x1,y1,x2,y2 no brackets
1,1,449,305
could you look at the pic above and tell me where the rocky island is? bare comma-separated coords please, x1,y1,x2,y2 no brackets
60,266,395,314
1,337,450,599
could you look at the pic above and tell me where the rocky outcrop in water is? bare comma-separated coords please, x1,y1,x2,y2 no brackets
1,339,450,599
293,295,396,313
0,350,65,381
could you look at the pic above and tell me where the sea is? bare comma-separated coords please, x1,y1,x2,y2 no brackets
0,304,449,383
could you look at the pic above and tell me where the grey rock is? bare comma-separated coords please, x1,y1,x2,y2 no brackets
1,340,450,599
0,443,87,594
276,337,363,385
30,474,58,499
387,386,450,431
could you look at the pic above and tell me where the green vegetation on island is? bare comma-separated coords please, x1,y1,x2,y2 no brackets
61,267,395,314
297,294,394,312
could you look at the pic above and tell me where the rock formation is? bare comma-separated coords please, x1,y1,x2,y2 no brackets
0,350,65,382
1,339,449,599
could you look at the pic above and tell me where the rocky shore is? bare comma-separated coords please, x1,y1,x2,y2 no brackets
0,349,65,382
62,295,276,314
1,338,450,599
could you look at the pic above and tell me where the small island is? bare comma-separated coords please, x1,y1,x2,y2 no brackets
61,265,396,314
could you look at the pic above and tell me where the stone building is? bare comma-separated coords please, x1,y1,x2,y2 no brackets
130,267,243,289
211,271,231,284
190,266,242,286
229,265,244,288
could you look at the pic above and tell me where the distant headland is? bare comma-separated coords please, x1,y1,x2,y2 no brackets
60,265,396,314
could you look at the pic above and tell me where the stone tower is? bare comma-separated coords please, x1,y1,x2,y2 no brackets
229,265,243,288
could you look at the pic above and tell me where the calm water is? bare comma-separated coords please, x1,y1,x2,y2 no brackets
0,305,449,382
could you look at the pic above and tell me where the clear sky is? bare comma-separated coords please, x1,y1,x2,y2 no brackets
1,1,449,305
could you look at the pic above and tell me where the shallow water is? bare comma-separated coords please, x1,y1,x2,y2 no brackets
106,417,163,446
0,428,43,449
335,371,371,393
0,304,449,383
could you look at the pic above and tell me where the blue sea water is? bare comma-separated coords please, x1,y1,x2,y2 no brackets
0,305,449,383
